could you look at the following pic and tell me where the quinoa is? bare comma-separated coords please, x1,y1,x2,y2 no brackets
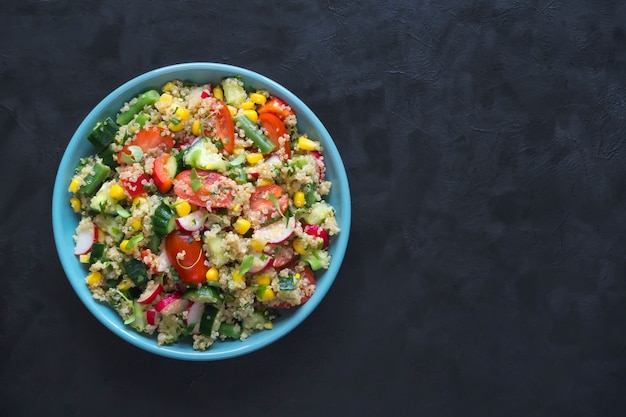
69,76,340,351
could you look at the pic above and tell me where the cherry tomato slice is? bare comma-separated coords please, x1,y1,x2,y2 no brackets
206,100,235,153
118,126,174,164
120,172,152,198
164,230,209,284
248,185,289,221
152,153,175,194
273,266,316,308
258,113,291,159
173,169,236,209
257,97,295,120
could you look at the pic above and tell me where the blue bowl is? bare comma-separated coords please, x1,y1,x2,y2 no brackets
52,63,351,360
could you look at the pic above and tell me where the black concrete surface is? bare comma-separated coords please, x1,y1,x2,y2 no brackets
2,1,626,416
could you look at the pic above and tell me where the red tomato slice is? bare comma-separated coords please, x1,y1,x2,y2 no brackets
164,230,209,284
118,126,174,164
206,101,235,153
257,97,295,120
120,172,152,198
249,185,289,220
152,153,176,194
273,266,316,308
258,113,291,159
173,169,236,209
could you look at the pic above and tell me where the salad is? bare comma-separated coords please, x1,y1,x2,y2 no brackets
67,77,339,350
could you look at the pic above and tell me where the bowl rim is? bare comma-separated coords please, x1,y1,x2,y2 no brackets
52,62,351,360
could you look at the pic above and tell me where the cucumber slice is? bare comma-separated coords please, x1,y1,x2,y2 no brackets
151,203,177,238
199,305,220,336
88,117,118,151
123,259,149,287
89,181,117,215
183,286,224,304
221,77,247,107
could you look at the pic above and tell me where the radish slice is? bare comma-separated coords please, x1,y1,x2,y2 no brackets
155,293,189,315
146,309,159,326
74,223,97,255
175,209,208,232
137,280,163,305
303,224,330,249
248,252,273,274
186,301,205,334
252,216,296,244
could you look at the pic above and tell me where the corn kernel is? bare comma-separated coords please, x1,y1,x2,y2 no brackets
192,119,201,136
264,322,274,330
70,197,81,213
109,183,126,200
86,271,102,286
250,238,266,252
293,238,307,255
68,177,80,193
133,196,146,206
233,147,245,156
255,274,271,286
175,200,191,217
162,82,176,92
174,106,190,121
242,109,258,124
168,120,185,132
158,93,173,104
293,191,305,208
297,136,319,151
233,217,251,235
79,254,91,264
117,277,133,290
232,270,245,283
239,101,254,110
213,86,224,101
250,93,267,105
206,267,219,282
246,153,264,165
257,178,273,187
97,228,106,243
227,105,237,117
258,287,275,301
119,240,132,254
130,218,142,231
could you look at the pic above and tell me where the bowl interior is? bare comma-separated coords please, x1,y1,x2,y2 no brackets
52,63,351,360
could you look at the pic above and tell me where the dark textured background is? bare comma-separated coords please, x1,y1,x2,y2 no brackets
2,0,626,416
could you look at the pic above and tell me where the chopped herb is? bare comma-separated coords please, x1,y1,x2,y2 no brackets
239,255,254,276
115,204,131,218
229,153,246,167
121,145,143,164
190,168,203,192
126,234,144,250
170,117,180,125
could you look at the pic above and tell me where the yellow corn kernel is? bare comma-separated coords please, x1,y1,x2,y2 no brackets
255,274,271,286
242,109,258,123
264,322,274,329
162,81,176,92
117,277,133,290
232,270,245,283
240,101,255,110
130,218,142,231
293,238,307,255
175,200,191,217
158,93,173,104
192,119,201,136
250,238,266,252
79,254,91,264
297,136,319,151
206,267,219,282
233,217,251,235
119,240,133,254
70,197,81,213
250,93,267,105
109,183,126,200
213,86,224,101
174,106,190,121
227,105,237,117
97,227,106,243
132,196,146,206
258,287,275,301
293,191,305,208
246,152,263,165
233,147,245,156
68,177,80,193
168,120,185,132
257,178,273,187
86,271,102,286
